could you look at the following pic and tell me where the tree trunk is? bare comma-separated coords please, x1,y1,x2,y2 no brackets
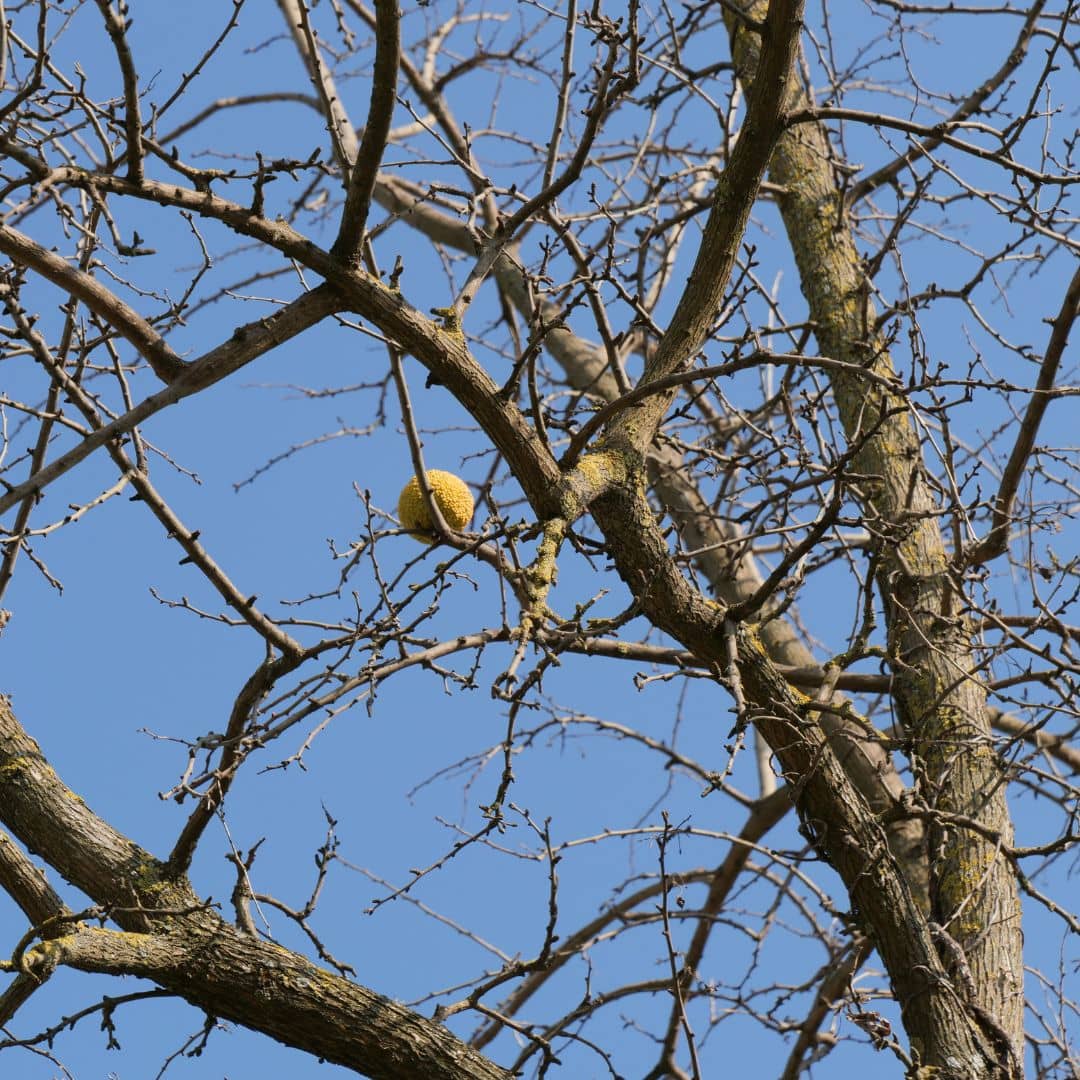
722,2,1024,1072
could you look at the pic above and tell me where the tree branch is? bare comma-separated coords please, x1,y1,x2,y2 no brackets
605,0,807,456
965,262,1080,566
331,0,400,263
0,284,343,517
0,696,510,1079
0,221,185,383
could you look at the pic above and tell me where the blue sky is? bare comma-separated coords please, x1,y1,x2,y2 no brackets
2,2,1078,1077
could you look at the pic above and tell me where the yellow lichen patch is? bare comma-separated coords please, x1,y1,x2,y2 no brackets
788,684,813,706
0,757,29,780
430,306,464,336
938,851,999,937
397,470,474,543
743,625,770,658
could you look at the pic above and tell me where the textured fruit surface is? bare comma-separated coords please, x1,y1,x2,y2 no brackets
397,470,474,542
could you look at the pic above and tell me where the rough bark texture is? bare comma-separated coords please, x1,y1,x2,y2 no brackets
646,449,929,899
587,479,998,1075
0,697,509,1080
723,2,1024,1072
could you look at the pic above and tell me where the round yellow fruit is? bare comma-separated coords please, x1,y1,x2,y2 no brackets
397,470,474,542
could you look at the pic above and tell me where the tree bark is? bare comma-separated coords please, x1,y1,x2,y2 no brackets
587,477,1001,1076
722,2,1024,1072
0,696,509,1080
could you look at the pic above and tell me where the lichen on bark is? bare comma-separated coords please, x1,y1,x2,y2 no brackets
721,2,1024,1072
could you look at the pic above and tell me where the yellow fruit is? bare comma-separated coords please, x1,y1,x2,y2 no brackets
397,470,474,542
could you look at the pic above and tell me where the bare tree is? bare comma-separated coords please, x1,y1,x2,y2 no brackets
1,0,1078,1077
